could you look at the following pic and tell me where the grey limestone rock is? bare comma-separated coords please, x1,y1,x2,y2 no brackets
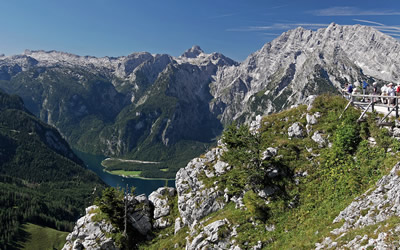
261,147,278,161
288,122,304,138
213,161,229,175
305,95,318,111
186,219,232,250
392,127,400,138
174,217,183,234
62,206,119,250
306,113,318,125
176,147,229,226
148,187,176,229
250,115,263,134
311,131,326,147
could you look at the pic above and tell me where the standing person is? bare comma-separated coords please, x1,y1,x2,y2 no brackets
362,80,368,101
388,83,395,109
381,83,388,104
347,82,353,95
372,82,379,103
342,83,349,98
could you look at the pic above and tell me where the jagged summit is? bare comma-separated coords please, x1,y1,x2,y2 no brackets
210,23,400,124
181,45,204,58
176,45,238,67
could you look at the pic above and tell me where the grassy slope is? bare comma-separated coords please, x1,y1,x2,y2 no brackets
139,94,400,249
14,223,68,250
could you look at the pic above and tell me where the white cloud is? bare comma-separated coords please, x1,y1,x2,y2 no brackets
353,19,385,26
352,19,400,34
312,7,400,16
386,33,400,37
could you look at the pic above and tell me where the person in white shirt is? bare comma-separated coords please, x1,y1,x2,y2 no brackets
381,84,388,104
387,83,395,108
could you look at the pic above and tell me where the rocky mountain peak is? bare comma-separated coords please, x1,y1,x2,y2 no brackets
181,45,204,58
210,23,400,124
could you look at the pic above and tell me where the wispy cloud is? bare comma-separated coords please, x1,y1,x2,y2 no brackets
352,19,400,39
353,19,385,26
386,33,400,37
312,7,400,16
227,23,329,32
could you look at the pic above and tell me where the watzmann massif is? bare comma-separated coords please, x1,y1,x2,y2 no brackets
1,23,399,177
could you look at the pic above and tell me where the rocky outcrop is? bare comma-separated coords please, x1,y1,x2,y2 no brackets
288,122,304,138
62,206,119,250
316,163,400,249
175,144,228,227
148,187,176,229
126,194,152,236
186,219,234,250
311,131,326,147
63,193,153,250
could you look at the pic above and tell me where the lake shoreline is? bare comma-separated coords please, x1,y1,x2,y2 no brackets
103,169,175,181
73,149,175,196
101,158,174,181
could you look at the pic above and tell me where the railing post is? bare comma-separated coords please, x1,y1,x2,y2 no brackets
372,97,374,112
396,97,399,118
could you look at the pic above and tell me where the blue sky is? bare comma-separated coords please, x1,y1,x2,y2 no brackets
1,0,400,61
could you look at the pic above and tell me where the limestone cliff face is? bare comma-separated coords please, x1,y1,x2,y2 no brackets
210,23,400,124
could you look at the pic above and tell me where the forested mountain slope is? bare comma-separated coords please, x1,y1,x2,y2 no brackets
0,90,106,248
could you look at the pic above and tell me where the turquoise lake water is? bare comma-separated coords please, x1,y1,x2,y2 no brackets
74,150,175,196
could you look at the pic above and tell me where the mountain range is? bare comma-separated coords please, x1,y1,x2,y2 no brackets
1,23,399,177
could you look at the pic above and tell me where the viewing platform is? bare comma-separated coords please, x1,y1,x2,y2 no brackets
341,93,400,125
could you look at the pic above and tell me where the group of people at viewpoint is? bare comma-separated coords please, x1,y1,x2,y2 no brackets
342,80,400,106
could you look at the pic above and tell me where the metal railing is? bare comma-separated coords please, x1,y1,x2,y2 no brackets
340,93,400,123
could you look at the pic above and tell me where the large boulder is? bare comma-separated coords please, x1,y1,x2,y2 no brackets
186,219,233,250
62,206,119,250
288,122,304,138
148,187,176,229
126,194,152,236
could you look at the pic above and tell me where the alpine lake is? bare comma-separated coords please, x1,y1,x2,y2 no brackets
74,150,175,196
